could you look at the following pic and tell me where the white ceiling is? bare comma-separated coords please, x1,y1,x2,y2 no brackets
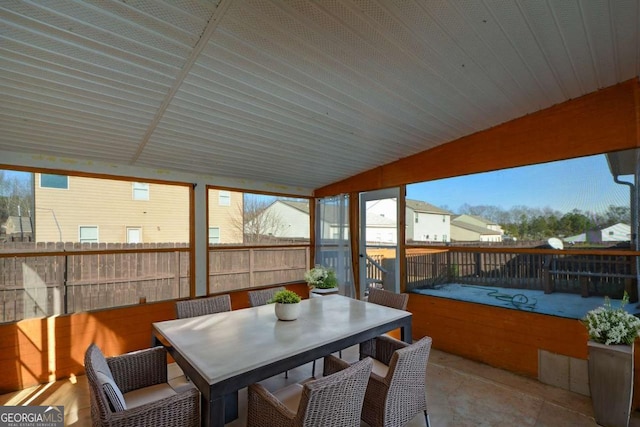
1,0,639,190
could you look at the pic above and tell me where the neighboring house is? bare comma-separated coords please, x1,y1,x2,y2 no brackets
208,189,244,244
365,198,398,221
587,223,631,243
405,199,452,243
255,200,395,243
565,223,631,244
364,211,397,244
454,214,504,235
34,173,242,244
564,233,586,243
451,215,503,242
1,215,33,241
251,200,311,239
366,198,453,243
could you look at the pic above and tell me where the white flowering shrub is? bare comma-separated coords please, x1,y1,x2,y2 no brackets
304,265,338,289
582,292,640,345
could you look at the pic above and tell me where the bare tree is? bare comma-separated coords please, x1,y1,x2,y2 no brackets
0,170,33,223
231,195,287,244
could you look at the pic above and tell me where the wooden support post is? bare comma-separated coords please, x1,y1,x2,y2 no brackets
580,276,590,298
542,255,554,294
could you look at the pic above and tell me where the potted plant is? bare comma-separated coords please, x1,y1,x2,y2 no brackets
582,292,640,427
268,289,302,321
304,265,338,290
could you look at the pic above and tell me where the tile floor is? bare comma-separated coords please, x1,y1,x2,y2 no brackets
2,346,638,426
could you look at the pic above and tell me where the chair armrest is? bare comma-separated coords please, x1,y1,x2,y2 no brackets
106,387,199,427
366,335,408,366
107,347,167,393
322,354,352,377
247,383,295,426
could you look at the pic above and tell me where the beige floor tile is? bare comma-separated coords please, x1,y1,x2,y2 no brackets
534,401,598,427
3,345,639,427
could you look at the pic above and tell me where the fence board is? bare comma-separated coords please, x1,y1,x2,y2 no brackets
0,242,190,323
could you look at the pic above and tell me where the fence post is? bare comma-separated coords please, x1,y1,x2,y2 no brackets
542,255,554,294
474,252,482,277
626,258,638,302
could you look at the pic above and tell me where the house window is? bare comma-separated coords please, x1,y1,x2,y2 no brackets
209,227,220,244
434,234,438,240
127,227,142,243
79,226,98,243
132,182,149,200
40,174,68,189
609,231,614,236
218,190,231,206
415,213,419,223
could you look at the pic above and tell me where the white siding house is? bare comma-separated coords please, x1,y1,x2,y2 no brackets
565,223,631,244
405,200,452,243
257,200,311,239
586,223,631,243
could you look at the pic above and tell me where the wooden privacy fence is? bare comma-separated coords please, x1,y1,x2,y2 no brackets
208,246,310,293
406,248,638,301
0,242,190,323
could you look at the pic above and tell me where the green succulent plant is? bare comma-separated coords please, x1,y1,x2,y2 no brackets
268,289,301,304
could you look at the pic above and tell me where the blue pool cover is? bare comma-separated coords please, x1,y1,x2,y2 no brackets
412,283,638,320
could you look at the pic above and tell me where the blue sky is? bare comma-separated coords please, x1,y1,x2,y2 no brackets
407,154,632,214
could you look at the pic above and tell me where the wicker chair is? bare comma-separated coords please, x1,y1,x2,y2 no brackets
325,335,433,427
247,357,373,427
84,343,199,427
367,288,409,310
175,294,231,318
359,288,409,358
248,286,286,307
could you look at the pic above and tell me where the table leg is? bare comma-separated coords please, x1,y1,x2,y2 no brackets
225,391,239,422
201,391,238,427
401,320,412,343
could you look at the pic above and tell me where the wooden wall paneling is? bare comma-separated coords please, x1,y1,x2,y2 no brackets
409,293,640,409
0,300,174,394
408,294,588,378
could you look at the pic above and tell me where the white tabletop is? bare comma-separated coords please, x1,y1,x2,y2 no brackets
153,294,410,385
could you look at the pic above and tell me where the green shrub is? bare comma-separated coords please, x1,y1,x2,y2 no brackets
268,289,301,304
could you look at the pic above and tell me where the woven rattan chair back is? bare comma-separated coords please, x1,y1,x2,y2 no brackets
176,294,232,318
247,357,373,427
363,336,433,427
248,286,285,307
367,288,409,311
85,344,114,424
296,357,372,426
85,343,200,427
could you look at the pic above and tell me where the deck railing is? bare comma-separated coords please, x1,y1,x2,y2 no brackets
406,247,638,301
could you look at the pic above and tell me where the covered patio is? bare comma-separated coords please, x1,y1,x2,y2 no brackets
1,0,640,425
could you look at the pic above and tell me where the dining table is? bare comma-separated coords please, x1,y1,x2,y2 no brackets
152,294,413,427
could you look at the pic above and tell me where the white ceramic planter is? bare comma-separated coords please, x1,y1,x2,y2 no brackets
274,302,300,321
588,341,634,427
